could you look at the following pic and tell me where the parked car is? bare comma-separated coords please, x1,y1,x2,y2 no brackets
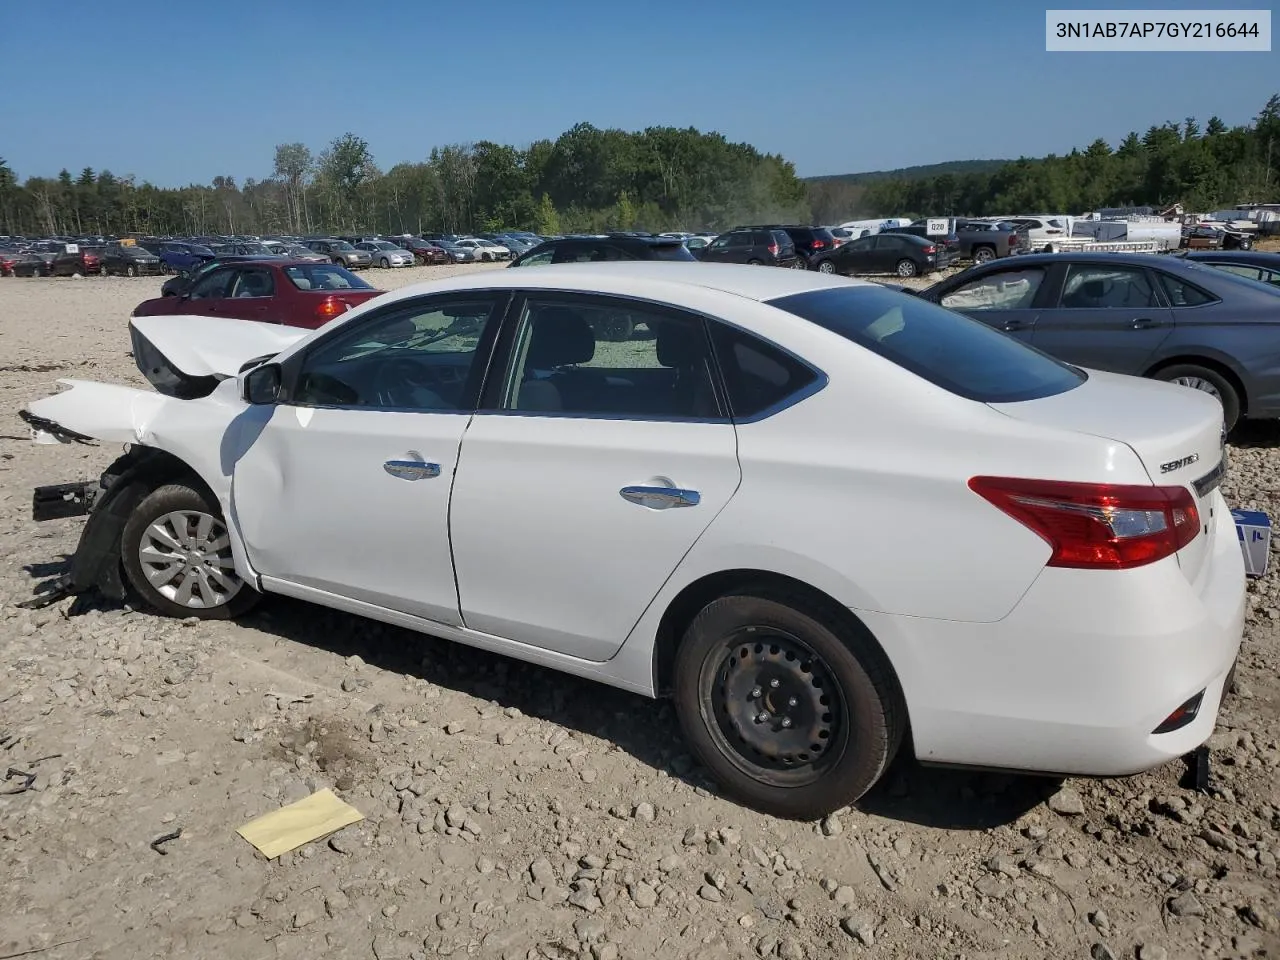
263,240,329,263
998,216,1070,246
509,235,697,267
1178,250,1280,287
454,238,510,262
159,255,279,297
0,248,25,276
212,241,282,258
811,232,955,278
695,228,801,268
24,262,1243,819
134,260,383,328
101,243,164,277
1182,223,1254,251
434,241,476,263
9,250,55,277
50,244,102,276
739,225,837,268
355,240,415,269
304,239,374,270
917,251,1280,429
397,238,452,265
144,241,217,274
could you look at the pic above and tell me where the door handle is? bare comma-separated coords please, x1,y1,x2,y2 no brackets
1130,317,1164,329
1002,319,1030,331
619,485,701,508
384,460,440,481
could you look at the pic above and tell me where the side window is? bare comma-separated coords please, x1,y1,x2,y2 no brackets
291,297,498,411
1210,263,1263,282
551,243,586,264
1157,272,1218,307
1059,265,1158,309
940,268,1047,311
845,237,874,252
872,235,900,250
726,232,750,248
516,249,556,267
708,322,819,419
230,268,276,299
559,243,627,263
188,269,234,300
498,298,721,419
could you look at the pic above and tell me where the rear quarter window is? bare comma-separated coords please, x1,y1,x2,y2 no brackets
650,243,696,261
768,286,1084,403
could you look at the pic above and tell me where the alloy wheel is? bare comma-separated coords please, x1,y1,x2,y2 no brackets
137,509,243,609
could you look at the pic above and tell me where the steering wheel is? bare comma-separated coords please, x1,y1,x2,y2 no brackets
376,356,449,409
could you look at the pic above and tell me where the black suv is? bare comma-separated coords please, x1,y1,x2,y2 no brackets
508,234,696,267
741,225,837,268
696,228,801,268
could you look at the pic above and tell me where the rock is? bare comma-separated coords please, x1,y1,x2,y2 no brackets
1200,828,1238,853
529,857,555,885
444,721,466,735
445,804,467,828
1047,787,1085,816
593,945,619,960
328,830,357,855
1168,892,1205,917
632,801,655,823
1089,944,1116,960
292,907,321,928
840,916,875,946
832,885,857,908
778,938,804,960
567,889,602,912
1137,946,1169,960
630,882,658,908
658,854,684,873
987,854,1020,879
892,836,912,857
381,904,398,918
1088,909,1110,933
821,814,843,837
324,890,350,918
573,917,607,942
1024,824,1048,840
974,876,1006,898
698,884,722,902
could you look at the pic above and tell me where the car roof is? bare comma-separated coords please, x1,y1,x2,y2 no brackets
1182,250,1280,265
973,252,1187,268
372,262,872,306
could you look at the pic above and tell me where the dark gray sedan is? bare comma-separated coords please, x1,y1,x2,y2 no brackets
918,252,1280,429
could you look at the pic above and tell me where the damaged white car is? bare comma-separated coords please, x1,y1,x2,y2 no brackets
21,262,1244,819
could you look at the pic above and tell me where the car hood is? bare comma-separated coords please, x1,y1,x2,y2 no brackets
130,314,310,379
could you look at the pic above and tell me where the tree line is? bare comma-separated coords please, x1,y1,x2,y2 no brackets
0,125,809,239
0,94,1276,239
809,95,1280,223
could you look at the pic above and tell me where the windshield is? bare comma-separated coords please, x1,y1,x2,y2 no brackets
284,263,374,291
331,241,355,251
768,286,1084,403
373,241,398,250
190,244,215,256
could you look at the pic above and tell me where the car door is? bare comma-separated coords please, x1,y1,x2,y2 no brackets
230,292,507,624
449,292,741,661
180,266,239,316
224,266,278,323
834,236,875,274
933,264,1051,343
699,234,733,263
1030,262,1175,373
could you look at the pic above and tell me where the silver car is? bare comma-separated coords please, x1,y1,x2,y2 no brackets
356,240,415,269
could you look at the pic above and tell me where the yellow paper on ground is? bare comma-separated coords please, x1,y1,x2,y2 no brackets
236,789,364,859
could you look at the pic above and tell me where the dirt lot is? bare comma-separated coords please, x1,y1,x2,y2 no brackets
1,263,1278,960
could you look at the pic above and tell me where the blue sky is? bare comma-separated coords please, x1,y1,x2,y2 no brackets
1,0,1274,185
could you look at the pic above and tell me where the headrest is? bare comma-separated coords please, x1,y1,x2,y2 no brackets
526,307,594,368
1081,279,1106,298
655,321,705,368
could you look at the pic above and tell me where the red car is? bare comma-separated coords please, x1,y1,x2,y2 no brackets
132,260,384,329
398,237,452,265
51,245,102,276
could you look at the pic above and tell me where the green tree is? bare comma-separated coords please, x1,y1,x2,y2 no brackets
535,192,561,235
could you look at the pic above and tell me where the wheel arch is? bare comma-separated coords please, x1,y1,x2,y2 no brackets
1144,353,1249,416
651,569,907,717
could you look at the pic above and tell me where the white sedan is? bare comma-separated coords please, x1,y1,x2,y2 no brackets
454,238,510,261
355,240,415,269
21,263,1243,819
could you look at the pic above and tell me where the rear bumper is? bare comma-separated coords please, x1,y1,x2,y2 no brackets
866,489,1245,776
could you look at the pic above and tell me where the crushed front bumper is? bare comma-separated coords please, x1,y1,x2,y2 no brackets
32,481,99,521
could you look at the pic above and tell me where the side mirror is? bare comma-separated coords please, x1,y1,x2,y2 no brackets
241,363,282,405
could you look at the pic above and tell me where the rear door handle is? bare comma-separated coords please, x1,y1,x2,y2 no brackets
619,485,700,509
384,460,441,481
1130,317,1166,329
1002,318,1030,331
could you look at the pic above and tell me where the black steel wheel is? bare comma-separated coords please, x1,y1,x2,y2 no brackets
673,593,903,819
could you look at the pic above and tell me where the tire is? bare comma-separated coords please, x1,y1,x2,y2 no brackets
673,593,903,819
121,483,260,620
126,264,137,277
747,258,763,266
482,252,493,262
972,246,996,264
791,258,807,270
379,257,390,269
1152,363,1241,431
895,259,918,278
817,260,836,275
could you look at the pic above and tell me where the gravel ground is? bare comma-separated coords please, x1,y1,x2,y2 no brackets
1,264,1278,960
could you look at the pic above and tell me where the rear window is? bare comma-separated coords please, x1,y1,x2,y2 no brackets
768,286,1084,403
650,242,696,262
284,263,374,292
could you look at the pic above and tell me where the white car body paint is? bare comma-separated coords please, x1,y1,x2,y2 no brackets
25,262,1245,776
130,315,310,378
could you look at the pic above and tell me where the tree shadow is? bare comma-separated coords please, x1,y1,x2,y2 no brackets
236,597,1052,830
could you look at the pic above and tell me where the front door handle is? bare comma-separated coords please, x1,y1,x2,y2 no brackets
619,485,701,509
1130,317,1165,329
1002,318,1030,331
384,460,440,481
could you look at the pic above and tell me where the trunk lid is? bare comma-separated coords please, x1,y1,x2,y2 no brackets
990,369,1226,583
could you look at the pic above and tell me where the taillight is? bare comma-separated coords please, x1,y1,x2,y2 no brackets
768,243,779,255
922,245,937,254
811,240,826,249
315,296,349,321
968,477,1200,569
